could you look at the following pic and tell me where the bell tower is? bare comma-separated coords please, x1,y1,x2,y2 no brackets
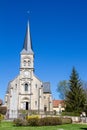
20,21,34,77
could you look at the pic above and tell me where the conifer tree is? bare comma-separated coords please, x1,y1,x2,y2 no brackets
65,67,86,113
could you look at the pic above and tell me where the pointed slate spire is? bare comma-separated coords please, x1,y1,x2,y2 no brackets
21,21,34,54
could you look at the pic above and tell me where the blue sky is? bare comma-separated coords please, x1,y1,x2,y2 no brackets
0,0,87,100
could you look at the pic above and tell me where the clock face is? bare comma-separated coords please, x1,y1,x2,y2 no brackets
24,71,30,77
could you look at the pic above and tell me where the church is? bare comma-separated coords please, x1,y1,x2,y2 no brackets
5,21,53,119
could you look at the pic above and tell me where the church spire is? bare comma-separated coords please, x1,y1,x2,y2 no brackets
21,21,34,54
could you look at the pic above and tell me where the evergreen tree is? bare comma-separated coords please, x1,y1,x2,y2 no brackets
65,67,86,113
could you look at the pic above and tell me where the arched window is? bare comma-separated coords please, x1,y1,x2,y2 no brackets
35,101,37,107
25,83,28,91
35,84,37,89
28,60,31,66
24,60,26,66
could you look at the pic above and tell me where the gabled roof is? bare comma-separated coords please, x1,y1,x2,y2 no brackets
6,75,19,94
53,100,64,107
6,81,12,94
43,82,51,93
21,21,34,54
34,74,42,82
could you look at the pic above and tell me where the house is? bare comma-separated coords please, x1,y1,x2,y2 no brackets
53,100,65,114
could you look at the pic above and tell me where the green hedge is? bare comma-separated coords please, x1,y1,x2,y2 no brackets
38,117,62,126
13,117,72,126
62,112,80,116
27,117,39,126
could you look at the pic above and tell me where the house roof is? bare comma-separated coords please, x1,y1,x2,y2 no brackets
53,100,64,107
0,99,3,105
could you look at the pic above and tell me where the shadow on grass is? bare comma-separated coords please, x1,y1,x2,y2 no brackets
80,128,87,130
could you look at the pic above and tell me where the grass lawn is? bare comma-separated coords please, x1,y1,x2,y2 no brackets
0,121,87,130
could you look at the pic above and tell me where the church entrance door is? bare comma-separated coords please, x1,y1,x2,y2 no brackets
26,102,28,110
44,106,47,112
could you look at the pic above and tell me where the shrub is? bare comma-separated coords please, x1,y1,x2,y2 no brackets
13,117,72,127
13,118,28,126
53,110,57,115
38,117,62,126
0,107,7,115
0,114,4,122
27,117,39,126
26,115,40,120
61,117,72,124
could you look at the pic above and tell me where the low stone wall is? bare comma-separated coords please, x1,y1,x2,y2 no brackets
62,116,80,122
71,116,81,122
63,116,87,123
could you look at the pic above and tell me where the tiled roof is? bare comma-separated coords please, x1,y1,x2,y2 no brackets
53,100,64,107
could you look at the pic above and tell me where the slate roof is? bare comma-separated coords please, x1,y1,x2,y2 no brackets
43,82,51,93
21,21,34,54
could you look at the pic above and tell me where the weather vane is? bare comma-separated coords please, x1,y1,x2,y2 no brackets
27,10,30,14
27,10,31,20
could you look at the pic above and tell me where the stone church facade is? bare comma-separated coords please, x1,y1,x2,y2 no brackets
5,21,53,119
